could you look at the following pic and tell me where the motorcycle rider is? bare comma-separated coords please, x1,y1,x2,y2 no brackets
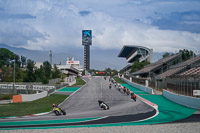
109,83,112,89
123,87,127,93
52,104,66,115
52,104,58,111
126,88,130,95
98,100,109,110
131,92,137,101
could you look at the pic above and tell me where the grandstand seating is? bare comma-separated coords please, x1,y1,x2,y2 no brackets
156,56,200,79
132,54,181,76
156,66,185,79
179,66,200,77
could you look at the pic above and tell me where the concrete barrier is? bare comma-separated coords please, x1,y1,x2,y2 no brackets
121,78,153,94
21,91,48,102
163,89,200,110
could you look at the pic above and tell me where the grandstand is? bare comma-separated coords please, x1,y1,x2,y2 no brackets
132,53,181,78
164,57,200,96
179,66,200,76
156,55,200,80
118,45,153,74
119,48,200,97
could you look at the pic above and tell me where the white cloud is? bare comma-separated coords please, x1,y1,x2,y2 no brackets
0,0,200,53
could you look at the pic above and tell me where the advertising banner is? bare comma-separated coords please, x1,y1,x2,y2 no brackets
82,30,92,45
193,90,200,96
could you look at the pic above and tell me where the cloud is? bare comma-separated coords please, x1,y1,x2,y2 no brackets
0,0,199,54
0,21,46,49
0,13,36,20
151,11,200,33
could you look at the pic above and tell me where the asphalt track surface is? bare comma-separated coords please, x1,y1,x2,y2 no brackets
0,77,155,129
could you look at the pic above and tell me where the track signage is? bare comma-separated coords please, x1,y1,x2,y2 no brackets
193,90,200,96
82,30,92,46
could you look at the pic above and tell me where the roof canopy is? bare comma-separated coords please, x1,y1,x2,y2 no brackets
118,45,152,63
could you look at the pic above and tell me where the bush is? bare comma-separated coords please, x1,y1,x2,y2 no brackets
0,94,13,100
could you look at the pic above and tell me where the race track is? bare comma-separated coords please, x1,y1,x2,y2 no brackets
0,76,156,129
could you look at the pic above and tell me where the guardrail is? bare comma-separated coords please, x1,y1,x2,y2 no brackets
21,91,48,102
13,91,48,103
0,84,55,93
121,78,153,94
163,89,200,110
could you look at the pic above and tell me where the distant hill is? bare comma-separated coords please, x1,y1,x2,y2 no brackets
0,44,164,70
0,44,126,70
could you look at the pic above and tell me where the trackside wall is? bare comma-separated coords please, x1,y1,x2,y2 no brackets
121,78,153,94
21,91,48,102
163,90,200,110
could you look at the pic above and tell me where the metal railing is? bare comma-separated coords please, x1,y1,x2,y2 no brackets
166,77,200,97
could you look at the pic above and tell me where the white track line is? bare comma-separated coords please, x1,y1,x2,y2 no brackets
58,77,88,107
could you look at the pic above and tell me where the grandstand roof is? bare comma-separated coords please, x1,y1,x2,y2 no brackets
132,54,181,75
156,55,200,79
118,45,153,63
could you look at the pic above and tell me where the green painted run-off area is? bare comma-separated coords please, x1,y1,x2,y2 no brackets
58,87,80,92
119,84,196,125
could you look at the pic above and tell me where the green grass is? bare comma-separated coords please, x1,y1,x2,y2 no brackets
0,94,13,100
0,94,68,117
113,77,126,84
72,77,86,86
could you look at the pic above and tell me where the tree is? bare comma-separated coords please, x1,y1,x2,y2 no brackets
179,49,195,61
21,56,26,68
25,59,35,82
15,66,26,82
0,66,13,82
105,68,112,73
82,70,85,76
0,48,15,68
52,64,61,78
104,68,118,76
130,61,150,73
43,61,52,79
162,52,175,58
162,52,170,58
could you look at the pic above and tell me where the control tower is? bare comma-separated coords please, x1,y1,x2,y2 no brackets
82,30,92,70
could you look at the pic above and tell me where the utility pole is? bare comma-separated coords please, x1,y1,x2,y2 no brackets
49,50,52,65
13,55,16,94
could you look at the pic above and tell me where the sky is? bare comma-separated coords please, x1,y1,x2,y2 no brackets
0,0,200,54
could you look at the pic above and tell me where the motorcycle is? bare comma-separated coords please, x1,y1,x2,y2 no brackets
98,100,109,110
131,93,137,101
123,87,126,93
126,90,130,95
109,84,112,89
53,107,66,116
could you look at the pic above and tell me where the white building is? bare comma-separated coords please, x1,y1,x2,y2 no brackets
66,57,83,75
35,62,43,69
56,64,79,76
